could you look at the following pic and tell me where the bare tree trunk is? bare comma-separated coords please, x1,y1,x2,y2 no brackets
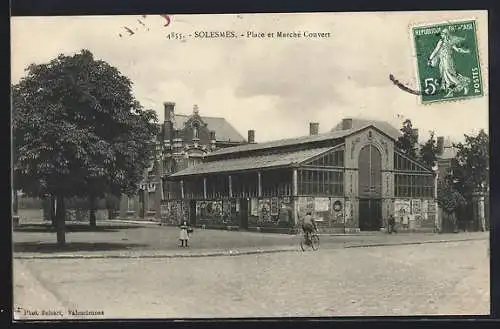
50,194,56,227
13,190,19,215
55,195,66,247
452,212,458,233
89,195,97,227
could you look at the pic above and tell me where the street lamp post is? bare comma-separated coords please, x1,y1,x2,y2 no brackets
155,141,164,222
432,162,440,233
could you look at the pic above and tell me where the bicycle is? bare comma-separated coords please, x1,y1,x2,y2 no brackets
299,227,320,251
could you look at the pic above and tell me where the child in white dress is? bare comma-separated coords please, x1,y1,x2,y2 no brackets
179,219,190,247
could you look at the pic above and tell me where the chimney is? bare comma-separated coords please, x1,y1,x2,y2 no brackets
309,122,319,136
248,130,255,144
164,102,175,122
436,136,444,156
341,118,353,130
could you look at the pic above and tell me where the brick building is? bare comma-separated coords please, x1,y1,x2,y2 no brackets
166,118,442,233
118,102,248,220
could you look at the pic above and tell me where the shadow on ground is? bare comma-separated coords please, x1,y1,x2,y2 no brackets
13,242,149,253
14,224,145,233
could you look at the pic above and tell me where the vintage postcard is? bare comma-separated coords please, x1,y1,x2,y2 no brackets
11,11,489,320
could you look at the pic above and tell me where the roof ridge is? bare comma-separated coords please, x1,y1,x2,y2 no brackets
173,113,226,120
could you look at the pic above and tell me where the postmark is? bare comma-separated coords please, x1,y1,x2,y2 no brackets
411,19,483,104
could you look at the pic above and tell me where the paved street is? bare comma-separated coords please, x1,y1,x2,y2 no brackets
14,239,489,319
13,220,487,257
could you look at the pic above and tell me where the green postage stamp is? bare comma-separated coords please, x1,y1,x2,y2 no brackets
412,19,483,104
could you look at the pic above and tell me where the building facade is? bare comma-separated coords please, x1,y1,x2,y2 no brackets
118,102,249,220
166,119,439,233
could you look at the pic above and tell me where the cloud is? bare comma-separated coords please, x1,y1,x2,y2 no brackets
11,11,488,142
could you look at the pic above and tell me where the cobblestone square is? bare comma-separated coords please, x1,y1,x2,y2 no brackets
14,239,489,319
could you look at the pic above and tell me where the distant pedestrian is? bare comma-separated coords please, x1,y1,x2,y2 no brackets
400,209,410,230
179,219,190,248
387,215,397,234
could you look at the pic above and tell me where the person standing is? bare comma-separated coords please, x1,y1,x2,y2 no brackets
388,214,397,234
179,219,190,248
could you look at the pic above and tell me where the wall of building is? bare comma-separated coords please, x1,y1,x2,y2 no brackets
344,127,394,232
295,196,346,233
391,197,436,231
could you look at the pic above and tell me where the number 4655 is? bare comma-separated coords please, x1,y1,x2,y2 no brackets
423,78,439,95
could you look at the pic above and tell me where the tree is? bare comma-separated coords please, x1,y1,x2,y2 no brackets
420,131,439,168
395,119,418,158
437,179,465,232
450,129,489,197
12,49,159,245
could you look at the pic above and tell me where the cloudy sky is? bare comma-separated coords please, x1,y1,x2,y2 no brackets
11,11,488,143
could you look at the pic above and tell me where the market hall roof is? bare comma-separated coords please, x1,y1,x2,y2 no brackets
205,122,400,158
169,146,336,177
330,118,402,140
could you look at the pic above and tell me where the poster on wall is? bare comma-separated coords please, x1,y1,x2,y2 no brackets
411,199,422,215
160,204,169,218
345,200,353,221
250,198,259,216
314,197,329,212
279,199,292,224
427,201,436,220
214,201,223,217
306,197,314,211
270,197,279,216
259,199,271,222
222,200,230,215
422,200,429,220
296,197,307,217
395,199,411,217
331,199,344,224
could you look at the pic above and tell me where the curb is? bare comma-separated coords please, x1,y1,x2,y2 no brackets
345,237,487,249
108,219,161,226
14,248,298,260
13,237,487,260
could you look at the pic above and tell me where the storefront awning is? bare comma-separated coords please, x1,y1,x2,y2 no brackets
169,146,335,178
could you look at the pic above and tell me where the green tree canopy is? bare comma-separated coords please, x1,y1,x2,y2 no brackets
395,119,418,158
437,179,466,215
450,129,489,197
12,49,159,244
420,131,439,168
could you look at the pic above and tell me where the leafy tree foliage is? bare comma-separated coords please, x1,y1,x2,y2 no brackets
420,131,439,168
437,179,466,215
12,49,159,245
395,119,418,158
449,129,489,197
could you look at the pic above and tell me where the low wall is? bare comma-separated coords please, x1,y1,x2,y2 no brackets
17,208,110,222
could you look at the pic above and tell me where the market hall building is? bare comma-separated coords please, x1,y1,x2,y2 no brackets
167,119,439,233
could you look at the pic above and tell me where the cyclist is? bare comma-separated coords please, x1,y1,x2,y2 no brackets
301,211,317,244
